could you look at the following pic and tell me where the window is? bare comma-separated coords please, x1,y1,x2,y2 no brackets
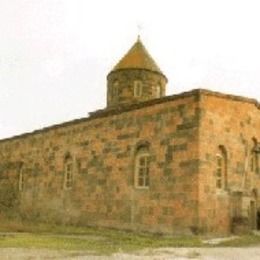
135,146,150,188
216,155,223,189
250,139,258,174
134,80,143,97
112,81,119,99
250,152,257,172
64,156,73,189
216,146,227,190
154,85,161,98
18,165,24,191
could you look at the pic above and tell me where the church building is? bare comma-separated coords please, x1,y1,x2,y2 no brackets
0,38,260,234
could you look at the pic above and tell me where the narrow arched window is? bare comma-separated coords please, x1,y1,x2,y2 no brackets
250,138,258,174
135,146,150,188
154,85,161,98
64,154,73,189
18,165,24,191
250,152,257,173
216,146,227,190
134,80,143,97
111,81,119,100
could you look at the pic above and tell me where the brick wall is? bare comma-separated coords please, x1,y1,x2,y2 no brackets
107,69,167,107
0,91,200,234
198,91,260,233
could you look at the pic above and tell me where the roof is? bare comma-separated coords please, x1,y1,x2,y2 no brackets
109,37,166,78
1,89,260,144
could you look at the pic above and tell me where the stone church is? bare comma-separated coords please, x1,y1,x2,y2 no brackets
0,38,260,234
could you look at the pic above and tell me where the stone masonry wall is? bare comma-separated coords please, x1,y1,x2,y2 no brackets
198,91,260,234
107,69,167,107
0,92,200,234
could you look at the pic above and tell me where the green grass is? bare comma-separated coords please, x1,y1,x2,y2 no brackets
0,233,113,254
0,233,202,254
0,219,260,254
0,219,202,254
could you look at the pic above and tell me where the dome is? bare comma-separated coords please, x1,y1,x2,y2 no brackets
106,37,168,108
109,37,167,80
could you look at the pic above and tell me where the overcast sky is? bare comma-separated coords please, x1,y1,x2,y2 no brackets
1,0,260,139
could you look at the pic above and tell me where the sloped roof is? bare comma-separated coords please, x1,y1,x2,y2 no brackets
109,37,166,77
1,89,260,143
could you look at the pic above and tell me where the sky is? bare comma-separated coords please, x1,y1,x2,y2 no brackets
1,0,260,139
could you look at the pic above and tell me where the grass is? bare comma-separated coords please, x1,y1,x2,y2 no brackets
0,219,260,254
0,233,202,254
0,219,202,254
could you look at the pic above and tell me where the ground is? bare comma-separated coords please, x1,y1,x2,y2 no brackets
1,247,260,259
1,221,260,259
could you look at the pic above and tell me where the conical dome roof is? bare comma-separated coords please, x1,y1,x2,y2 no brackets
109,37,166,79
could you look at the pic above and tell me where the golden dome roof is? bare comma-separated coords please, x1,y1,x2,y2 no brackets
109,37,166,79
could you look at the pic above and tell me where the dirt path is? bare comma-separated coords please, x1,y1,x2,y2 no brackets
1,247,260,260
